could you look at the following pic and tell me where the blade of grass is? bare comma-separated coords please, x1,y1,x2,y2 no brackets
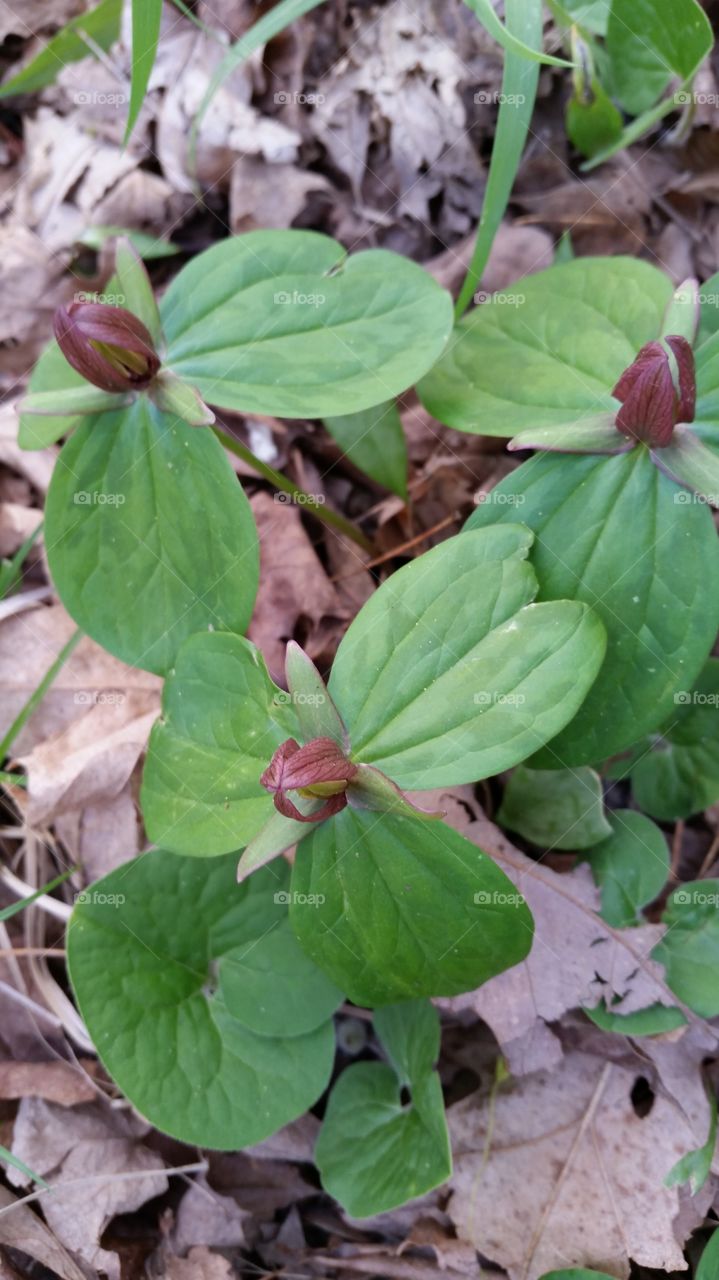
191,0,328,158
462,0,572,65
0,629,82,764
213,425,374,553
124,0,163,143
0,867,77,924
0,522,42,601
454,0,544,317
0,1145,49,1190
0,772,27,787
0,0,121,97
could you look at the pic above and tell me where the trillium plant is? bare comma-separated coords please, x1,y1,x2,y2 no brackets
20,224,719,1215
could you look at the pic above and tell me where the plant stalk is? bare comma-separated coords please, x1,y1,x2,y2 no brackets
213,425,374,553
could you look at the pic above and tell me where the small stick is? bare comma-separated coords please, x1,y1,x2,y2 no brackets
331,512,458,582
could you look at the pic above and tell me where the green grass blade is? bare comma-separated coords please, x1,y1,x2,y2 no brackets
0,522,42,601
462,0,572,65
125,0,163,143
0,1145,49,1190
192,0,328,148
0,629,82,763
454,0,543,317
0,0,121,97
0,866,76,924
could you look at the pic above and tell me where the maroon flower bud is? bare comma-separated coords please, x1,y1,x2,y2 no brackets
612,336,696,448
53,302,160,393
260,736,358,823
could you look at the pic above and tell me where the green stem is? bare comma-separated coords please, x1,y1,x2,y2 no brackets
0,629,82,763
213,425,374,554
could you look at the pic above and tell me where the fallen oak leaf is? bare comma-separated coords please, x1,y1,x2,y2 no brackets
0,1061,94,1107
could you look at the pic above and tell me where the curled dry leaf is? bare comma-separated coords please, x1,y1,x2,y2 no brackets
0,1184,87,1280
448,1049,706,1280
0,1060,94,1107
439,814,687,1075
6,1098,168,1280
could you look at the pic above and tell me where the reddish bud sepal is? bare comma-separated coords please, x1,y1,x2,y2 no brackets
613,336,696,447
261,737,358,823
53,302,161,393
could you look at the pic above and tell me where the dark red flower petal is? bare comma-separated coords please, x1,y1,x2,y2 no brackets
53,302,160,393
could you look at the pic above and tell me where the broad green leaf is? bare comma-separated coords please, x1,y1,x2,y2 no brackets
142,633,296,855
219,918,343,1038
653,880,719,1017
584,1001,686,1035
285,641,346,746
654,426,719,504
0,0,121,97
606,0,712,116
330,525,606,788
498,765,611,850
323,401,407,498
566,76,623,159
114,237,162,346
18,341,88,451
418,257,673,435
290,809,533,1006
125,0,163,142
468,449,719,766
541,1272,619,1280
630,659,719,820
665,1086,717,1194
161,231,453,418
462,0,570,65
79,225,179,259
316,1001,450,1218
551,0,611,34
697,1228,719,1280
454,0,543,317
67,851,336,1149
509,413,624,453
582,810,669,927
44,398,258,675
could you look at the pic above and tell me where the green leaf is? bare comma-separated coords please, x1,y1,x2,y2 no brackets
653,880,719,1016
78,226,179,259
323,401,408,498
419,257,673,435
468,449,719,766
142,633,296,855
161,231,453,418
629,659,719,820
44,398,258,675
566,75,623,159
462,0,571,65
454,0,543,317
509,413,625,453
316,1001,450,1218
67,851,336,1149
582,810,669,927
290,809,533,1006
22,388,131,417
329,526,606,789
125,0,163,142
18,341,88,450
0,0,121,97
654,427,719,504
606,0,712,116
498,765,611,850
697,273,719,346
665,1084,717,1194
552,0,611,34
285,641,346,746
584,1001,686,1035
697,1229,719,1280
0,521,42,600
113,237,162,346
219,918,343,1038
